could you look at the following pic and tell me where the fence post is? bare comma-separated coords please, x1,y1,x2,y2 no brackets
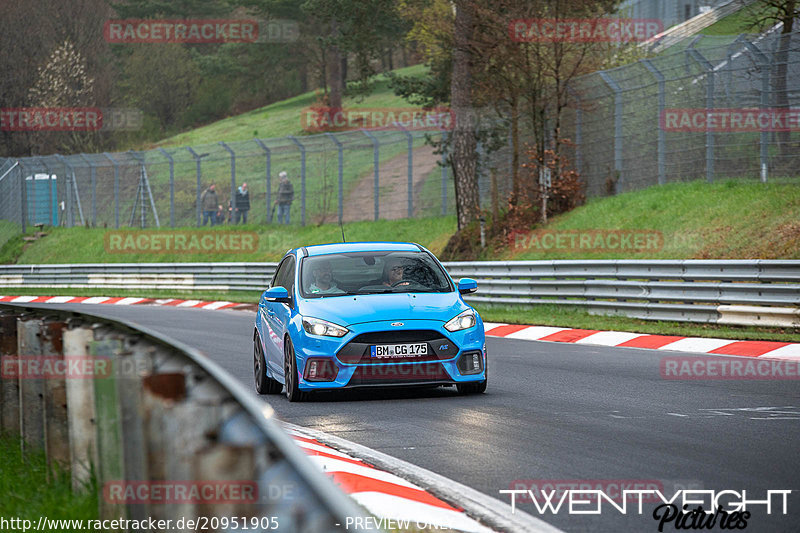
397,126,414,217
324,133,344,224
742,39,771,183
567,86,582,176
689,48,715,183
254,139,272,222
219,142,237,223
360,129,380,221
18,161,27,232
441,130,448,216
599,72,624,194
38,158,55,226
641,59,666,185
79,154,97,226
102,153,120,228
288,136,306,226
56,155,85,227
185,147,204,226
158,148,175,226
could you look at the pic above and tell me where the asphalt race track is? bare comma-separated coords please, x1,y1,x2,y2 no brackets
18,303,800,532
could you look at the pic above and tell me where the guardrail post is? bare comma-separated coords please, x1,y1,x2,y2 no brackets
0,310,21,435
186,147,204,226
41,318,70,474
90,330,126,520
102,153,120,228
79,154,97,226
742,39,771,183
158,148,176,226
63,323,98,492
641,59,666,185
219,142,237,222
324,133,344,224
688,48,715,183
360,129,380,221
17,316,45,453
398,126,414,217
599,72,624,193
254,139,272,222
288,136,306,226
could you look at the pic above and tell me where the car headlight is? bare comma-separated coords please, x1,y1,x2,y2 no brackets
302,316,349,337
444,309,477,332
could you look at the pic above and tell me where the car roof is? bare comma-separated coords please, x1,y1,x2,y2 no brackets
297,241,423,257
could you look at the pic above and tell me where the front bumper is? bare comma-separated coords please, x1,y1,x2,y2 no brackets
293,319,486,390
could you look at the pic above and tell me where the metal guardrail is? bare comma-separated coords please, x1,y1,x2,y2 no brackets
0,303,367,531
0,260,798,325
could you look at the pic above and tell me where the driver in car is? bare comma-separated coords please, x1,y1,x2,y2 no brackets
383,257,410,288
309,262,342,294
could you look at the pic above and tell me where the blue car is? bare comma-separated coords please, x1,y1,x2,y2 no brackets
253,242,487,401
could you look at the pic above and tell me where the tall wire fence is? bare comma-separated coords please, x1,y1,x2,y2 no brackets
0,129,455,241
559,27,800,197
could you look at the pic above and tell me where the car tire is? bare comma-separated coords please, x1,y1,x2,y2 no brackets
254,330,281,395
284,337,308,402
457,359,487,395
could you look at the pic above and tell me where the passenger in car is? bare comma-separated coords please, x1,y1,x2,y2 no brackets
309,262,343,294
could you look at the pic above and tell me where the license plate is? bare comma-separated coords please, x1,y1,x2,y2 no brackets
370,343,428,358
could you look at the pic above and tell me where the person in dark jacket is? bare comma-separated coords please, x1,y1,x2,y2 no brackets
200,184,218,226
275,171,293,225
234,182,250,224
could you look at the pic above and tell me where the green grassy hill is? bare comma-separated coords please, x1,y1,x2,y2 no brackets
149,64,428,148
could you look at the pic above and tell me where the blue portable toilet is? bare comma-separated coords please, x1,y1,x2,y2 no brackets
26,174,58,226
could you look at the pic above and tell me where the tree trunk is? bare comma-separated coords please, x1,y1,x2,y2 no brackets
451,0,479,230
510,94,520,203
326,21,343,110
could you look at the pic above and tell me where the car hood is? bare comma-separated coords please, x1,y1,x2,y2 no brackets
298,291,467,327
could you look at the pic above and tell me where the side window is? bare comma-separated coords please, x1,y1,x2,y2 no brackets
273,256,296,294
271,258,290,288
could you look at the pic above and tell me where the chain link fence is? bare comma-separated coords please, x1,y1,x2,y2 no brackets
0,129,455,240
559,27,800,197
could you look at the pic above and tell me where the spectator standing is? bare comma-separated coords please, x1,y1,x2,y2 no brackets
234,182,250,224
200,184,218,226
275,171,293,225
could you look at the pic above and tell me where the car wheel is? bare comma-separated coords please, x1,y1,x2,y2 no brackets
254,330,281,395
284,337,308,402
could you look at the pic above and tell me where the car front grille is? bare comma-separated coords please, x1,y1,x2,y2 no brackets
336,330,459,364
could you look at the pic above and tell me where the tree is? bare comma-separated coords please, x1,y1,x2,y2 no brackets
744,0,798,158
27,40,98,154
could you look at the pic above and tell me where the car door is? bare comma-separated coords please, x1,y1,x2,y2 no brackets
265,255,296,376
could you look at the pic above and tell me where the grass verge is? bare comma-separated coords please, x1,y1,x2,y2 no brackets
0,433,98,530
0,216,456,264
0,288,796,342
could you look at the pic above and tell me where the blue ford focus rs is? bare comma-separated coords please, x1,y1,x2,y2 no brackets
253,242,487,401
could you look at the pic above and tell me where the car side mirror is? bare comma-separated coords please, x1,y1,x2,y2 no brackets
457,278,478,295
262,286,291,304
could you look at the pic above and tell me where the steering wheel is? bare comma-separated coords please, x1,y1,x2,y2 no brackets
391,280,411,288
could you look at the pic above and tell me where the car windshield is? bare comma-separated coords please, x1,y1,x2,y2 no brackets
300,251,453,298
